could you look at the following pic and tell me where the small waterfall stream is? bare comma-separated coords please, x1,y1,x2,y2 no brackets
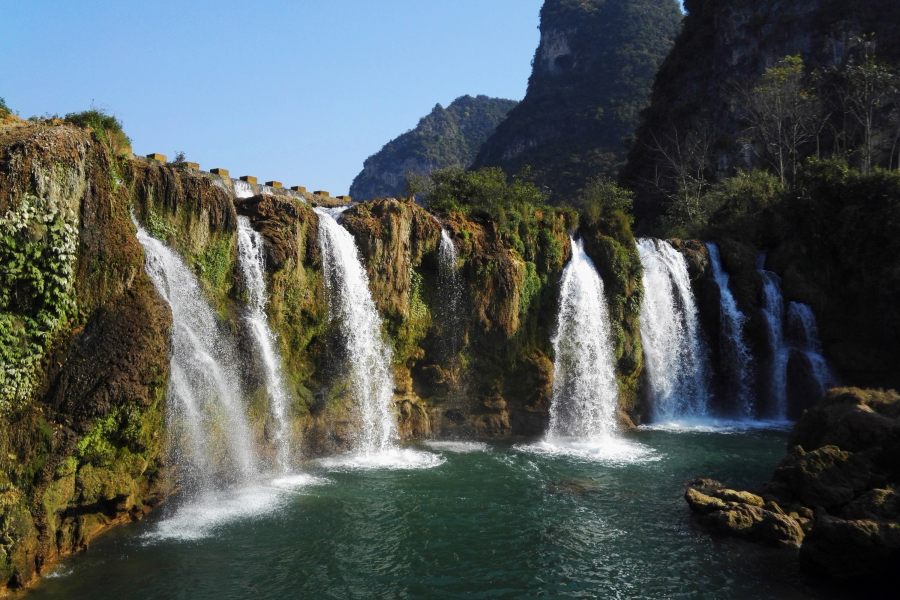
706,243,754,417
314,207,397,454
135,219,257,485
237,217,292,471
438,229,464,357
638,239,711,420
758,256,790,419
548,237,619,441
787,302,837,396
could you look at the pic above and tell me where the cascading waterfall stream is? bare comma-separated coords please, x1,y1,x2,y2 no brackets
638,238,711,420
233,179,255,199
438,228,464,358
314,207,398,454
707,243,754,417
548,237,620,441
757,255,790,419
787,302,837,396
237,216,292,472
134,218,257,486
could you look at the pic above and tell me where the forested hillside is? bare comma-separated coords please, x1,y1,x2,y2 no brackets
472,0,683,205
349,95,517,201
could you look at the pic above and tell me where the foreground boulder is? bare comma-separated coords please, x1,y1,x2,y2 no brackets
684,485,805,547
684,387,900,582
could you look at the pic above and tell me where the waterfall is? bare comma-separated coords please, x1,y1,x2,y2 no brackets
787,302,837,396
758,257,790,419
637,238,711,420
706,243,754,417
135,219,257,485
237,217,291,472
438,229,464,357
314,207,397,454
233,179,255,199
548,237,620,441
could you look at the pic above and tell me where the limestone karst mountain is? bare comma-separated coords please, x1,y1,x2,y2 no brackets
349,95,518,201
472,0,683,204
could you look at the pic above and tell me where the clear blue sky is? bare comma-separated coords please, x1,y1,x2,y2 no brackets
1,0,544,195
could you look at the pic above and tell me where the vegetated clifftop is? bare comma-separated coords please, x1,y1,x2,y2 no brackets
622,0,900,226
472,0,682,204
349,96,518,201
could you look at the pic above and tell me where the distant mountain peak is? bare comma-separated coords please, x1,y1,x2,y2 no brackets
349,95,518,201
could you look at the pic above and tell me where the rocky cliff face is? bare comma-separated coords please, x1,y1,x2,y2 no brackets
0,121,171,590
623,0,900,225
473,0,682,204
349,96,518,201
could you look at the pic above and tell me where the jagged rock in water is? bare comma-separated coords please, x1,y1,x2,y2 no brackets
349,95,518,201
800,515,900,582
473,0,682,202
684,488,805,547
685,387,900,582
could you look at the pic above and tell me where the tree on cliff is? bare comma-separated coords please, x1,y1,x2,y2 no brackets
738,56,823,184
833,40,898,174
472,0,683,205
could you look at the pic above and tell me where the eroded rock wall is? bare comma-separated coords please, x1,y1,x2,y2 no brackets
0,122,171,591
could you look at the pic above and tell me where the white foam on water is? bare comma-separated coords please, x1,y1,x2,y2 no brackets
45,566,75,579
424,441,488,453
269,473,329,490
146,475,326,542
515,438,659,465
639,418,793,434
317,448,446,471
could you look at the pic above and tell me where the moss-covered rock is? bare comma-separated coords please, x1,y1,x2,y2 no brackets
0,121,172,591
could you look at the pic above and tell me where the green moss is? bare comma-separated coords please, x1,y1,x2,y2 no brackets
519,262,542,315
0,193,79,410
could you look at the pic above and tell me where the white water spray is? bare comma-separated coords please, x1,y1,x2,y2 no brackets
233,179,255,199
548,237,620,441
638,238,711,420
706,243,754,417
438,228,464,357
314,207,397,454
757,256,789,419
237,216,292,472
135,218,257,485
787,302,837,397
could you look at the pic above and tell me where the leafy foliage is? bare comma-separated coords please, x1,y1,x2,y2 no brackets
0,194,79,410
65,109,131,157
582,176,635,227
422,167,548,229
0,98,10,118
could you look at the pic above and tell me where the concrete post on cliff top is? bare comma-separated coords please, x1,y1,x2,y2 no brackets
337,196,352,202
211,168,229,177
146,153,167,162
291,186,307,193
314,191,330,197
241,176,258,184
266,181,283,188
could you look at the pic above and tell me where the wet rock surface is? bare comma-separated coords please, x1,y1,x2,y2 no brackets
685,387,900,582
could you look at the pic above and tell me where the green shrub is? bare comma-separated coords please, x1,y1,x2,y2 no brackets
0,97,10,117
422,166,546,229
582,176,634,227
65,108,131,156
